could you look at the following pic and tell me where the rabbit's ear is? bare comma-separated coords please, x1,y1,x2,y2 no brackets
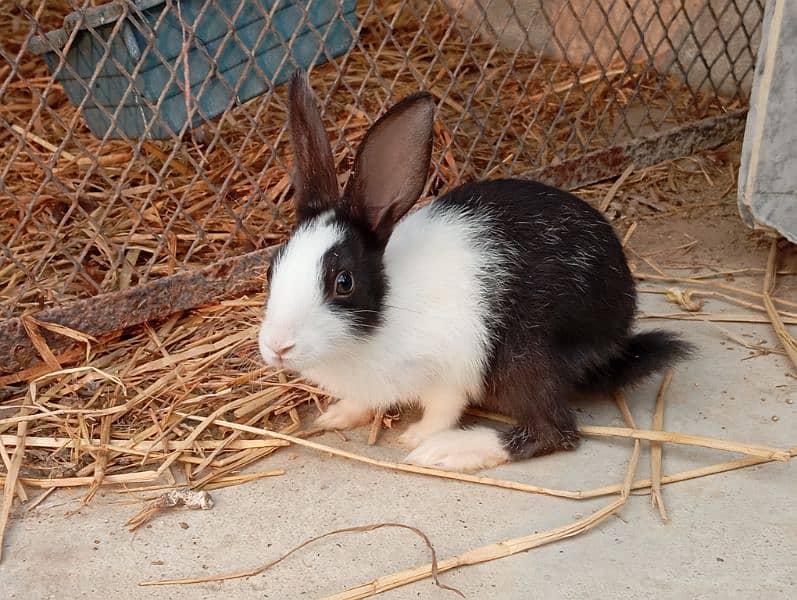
287,70,339,221
344,92,435,245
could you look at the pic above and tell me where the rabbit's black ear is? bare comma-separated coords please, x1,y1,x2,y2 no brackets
287,70,339,221
343,92,435,245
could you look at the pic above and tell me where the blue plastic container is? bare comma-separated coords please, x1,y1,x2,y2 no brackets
29,0,358,139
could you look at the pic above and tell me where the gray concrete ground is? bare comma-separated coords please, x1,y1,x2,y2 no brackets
2,291,796,599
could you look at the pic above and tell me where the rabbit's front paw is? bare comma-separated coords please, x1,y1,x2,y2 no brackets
314,401,371,431
399,421,446,449
404,427,509,472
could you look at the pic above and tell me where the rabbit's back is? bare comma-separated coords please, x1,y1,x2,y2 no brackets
430,179,637,357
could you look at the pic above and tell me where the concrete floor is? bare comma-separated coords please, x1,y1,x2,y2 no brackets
2,292,796,599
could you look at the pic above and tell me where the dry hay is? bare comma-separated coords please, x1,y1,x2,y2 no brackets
0,0,744,318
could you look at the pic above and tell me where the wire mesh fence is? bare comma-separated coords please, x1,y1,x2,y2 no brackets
0,1,763,338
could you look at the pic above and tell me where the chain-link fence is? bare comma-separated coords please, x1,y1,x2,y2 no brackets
0,0,762,372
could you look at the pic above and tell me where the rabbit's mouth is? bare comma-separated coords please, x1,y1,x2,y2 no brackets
259,339,297,370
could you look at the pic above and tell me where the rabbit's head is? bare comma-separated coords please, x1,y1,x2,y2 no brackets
259,71,434,371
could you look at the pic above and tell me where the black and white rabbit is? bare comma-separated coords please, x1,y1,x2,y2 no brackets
259,71,692,472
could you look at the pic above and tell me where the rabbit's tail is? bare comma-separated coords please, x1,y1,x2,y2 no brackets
575,330,694,394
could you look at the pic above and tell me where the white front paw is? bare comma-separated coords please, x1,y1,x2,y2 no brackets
399,421,443,449
404,428,510,472
314,401,371,431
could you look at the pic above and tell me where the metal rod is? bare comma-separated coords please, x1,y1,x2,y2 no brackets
524,108,748,191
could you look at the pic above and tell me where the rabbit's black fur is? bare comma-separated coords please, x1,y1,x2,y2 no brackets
433,179,693,458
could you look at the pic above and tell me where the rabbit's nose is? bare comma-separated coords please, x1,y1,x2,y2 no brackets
258,323,297,364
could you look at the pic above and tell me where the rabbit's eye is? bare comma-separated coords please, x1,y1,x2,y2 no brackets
334,271,354,296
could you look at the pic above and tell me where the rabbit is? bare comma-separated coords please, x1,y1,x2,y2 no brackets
258,70,693,472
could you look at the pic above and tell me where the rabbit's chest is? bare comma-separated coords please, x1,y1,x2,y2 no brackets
305,352,434,408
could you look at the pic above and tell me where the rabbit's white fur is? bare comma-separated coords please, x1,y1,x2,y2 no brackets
405,426,509,471
260,205,512,469
260,212,348,369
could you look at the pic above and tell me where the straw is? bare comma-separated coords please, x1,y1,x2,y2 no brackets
141,521,463,597
322,434,644,599
762,240,797,373
466,408,789,462
578,425,788,461
178,414,585,499
0,394,32,562
179,414,793,498
578,446,797,499
650,371,672,521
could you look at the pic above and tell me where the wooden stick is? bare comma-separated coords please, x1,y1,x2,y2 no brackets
85,414,112,503
124,472,284,494
325,501,628,599
528,66,628,102
614,392,638,429
201,470,285,491
11,123,77,161
464,408,514,425
696,290,797,320
613,391,643,498
639,285,797,322
650,372,672,521
182,413,791,505
762,240,797,373
25,488,56,512
3,434,789,500
688,268,797,280
621,438,642,500
621,222,638,248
